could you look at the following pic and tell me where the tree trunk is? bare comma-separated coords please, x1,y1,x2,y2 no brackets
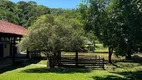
47,52,54,68
52,52,56,68
47,57,50,69
75,50,78,68
127,53,132,60
93,41,96,53
57,50,61,67
46,50,60,68
108,47,113,64
126,50,132,60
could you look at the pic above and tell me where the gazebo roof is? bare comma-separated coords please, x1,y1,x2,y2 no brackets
0,20,27,36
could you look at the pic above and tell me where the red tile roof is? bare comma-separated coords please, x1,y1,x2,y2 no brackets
0,20,27,36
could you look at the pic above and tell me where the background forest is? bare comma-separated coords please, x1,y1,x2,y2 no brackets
0,0,79,28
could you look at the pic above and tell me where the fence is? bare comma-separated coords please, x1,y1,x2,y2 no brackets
27,49,50,59
59,52,105,69
27,50,105,69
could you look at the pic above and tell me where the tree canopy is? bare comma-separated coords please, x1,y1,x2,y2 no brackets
79,0,142,62
0,0,50,28
20,14,85,52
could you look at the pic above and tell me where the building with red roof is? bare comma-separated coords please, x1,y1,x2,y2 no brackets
0,20,27,63
0,20,27,36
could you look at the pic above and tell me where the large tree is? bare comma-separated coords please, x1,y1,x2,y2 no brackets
79,0,117,63
113,0,142,59
20,14,85,68
79,0,142,63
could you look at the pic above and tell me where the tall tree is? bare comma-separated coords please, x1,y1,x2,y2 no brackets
113,0,142,59
16,1,50,27
20,14,85,68
80,0,142,63
0,0,18,24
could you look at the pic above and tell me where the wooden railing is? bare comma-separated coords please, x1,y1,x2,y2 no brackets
27,50,105,69
60,55,105,69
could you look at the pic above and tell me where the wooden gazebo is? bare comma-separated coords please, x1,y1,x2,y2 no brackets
0,20,27,63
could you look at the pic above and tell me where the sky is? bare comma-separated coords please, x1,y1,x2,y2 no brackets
11,0,81,9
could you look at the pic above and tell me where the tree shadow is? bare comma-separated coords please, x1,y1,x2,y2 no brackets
112,71,142,80
112,57,142,68
116,55,142,63
21,68,91,74
92,75,126,80
0,59,40,74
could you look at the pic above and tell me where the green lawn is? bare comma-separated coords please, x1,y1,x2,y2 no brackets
95,43,108,52
95,41,108,52
1,59,142,80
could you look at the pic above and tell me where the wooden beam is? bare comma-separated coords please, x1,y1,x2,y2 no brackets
26,49,30,58
75,50,78,68
57,50,61,67
0,37,3,59
12,37,17,64
0,33,22,37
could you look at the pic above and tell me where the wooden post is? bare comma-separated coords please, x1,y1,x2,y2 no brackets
57,50,61,67
12,45,17,64
103,58,105,70
95,55,97,59
12,37,16,64
9,37,12,56
26,49,30,58
0,37,3,59
75,50,78,68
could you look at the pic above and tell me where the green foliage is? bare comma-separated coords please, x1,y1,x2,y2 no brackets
0,9,18,24
50,8,80,19
20,14,85,51
0,0,50,28
16,1,50,27
0,0,18,24
107,0,142,57
80,0,142,57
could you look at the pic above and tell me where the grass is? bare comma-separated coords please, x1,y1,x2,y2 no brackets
0,60,119,80
0,41,141,80
1,58,142,80
95,42,108,52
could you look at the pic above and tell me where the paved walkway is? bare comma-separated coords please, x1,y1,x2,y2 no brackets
0,58,12,68
0,53,27,68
